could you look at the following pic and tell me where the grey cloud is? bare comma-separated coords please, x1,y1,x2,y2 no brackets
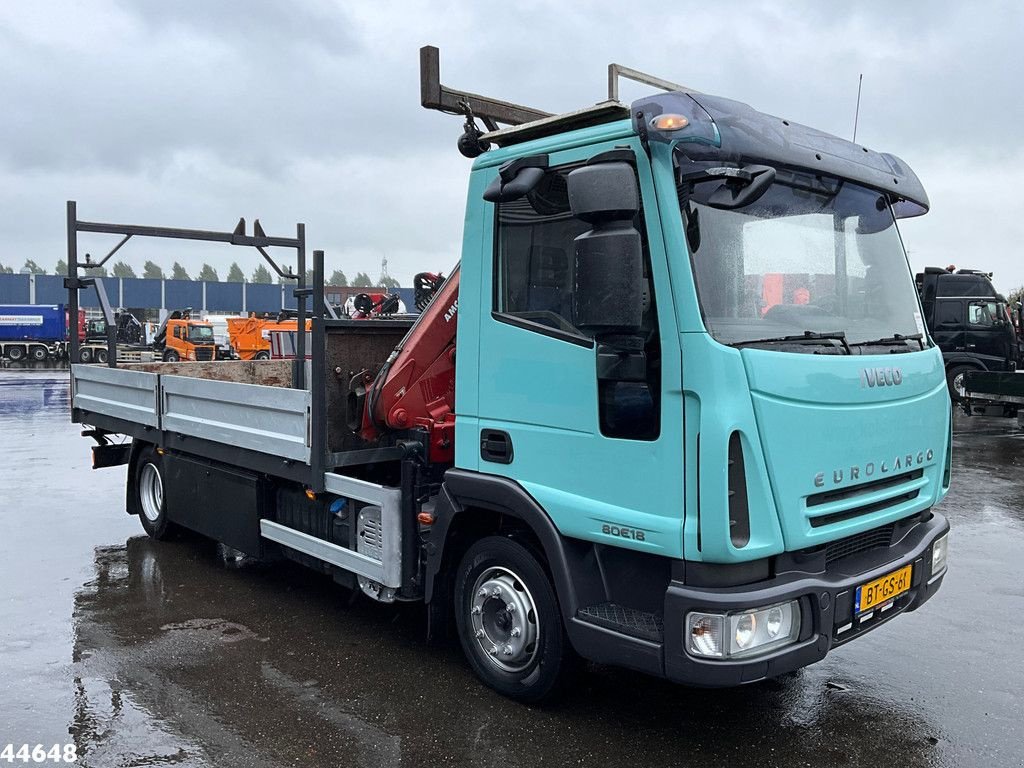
0,1,1020,288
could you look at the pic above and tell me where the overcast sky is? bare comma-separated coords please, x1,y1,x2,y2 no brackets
0,1,1021,290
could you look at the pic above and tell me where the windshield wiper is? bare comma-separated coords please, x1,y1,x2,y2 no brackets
732,330,851,354
851,333,925,350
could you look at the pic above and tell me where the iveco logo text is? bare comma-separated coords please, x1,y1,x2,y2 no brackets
861,367,903,388
814,449,935,487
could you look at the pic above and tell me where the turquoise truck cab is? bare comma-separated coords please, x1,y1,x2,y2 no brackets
435,80,950,693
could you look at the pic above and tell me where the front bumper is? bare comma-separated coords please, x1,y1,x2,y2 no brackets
567,511,948,686
662,510,948,686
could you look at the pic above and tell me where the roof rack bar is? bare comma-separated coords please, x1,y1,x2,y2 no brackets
607,63,697,102
420,45,551,126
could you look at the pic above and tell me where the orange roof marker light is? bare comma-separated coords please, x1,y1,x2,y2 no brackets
650,114,689,132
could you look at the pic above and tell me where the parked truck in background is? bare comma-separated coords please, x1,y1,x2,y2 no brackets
151,310,217,362
67,47,951,702
0,304,82,361
915,266,1018,400
227,315,311,361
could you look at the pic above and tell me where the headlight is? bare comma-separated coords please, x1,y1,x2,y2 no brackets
931,533,948,578
686,600,801,660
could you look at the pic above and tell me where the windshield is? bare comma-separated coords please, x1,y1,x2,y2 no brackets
681,171,925,351
187,325,214,343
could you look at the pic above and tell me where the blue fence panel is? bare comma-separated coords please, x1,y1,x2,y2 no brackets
164,280,203,311
0,274,30,304
34,275,67,305
205,281,243,312
122,278,162,309
282,283,297,311
246,283,281,313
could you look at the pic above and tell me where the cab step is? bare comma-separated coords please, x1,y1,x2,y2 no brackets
576,602,664,643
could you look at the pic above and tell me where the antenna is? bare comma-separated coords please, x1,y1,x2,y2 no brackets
852,73,863,143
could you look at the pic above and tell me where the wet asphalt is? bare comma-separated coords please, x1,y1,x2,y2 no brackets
0,368,1022,767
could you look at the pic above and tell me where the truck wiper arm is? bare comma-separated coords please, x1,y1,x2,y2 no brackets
732,330,851,354
851,332,925,350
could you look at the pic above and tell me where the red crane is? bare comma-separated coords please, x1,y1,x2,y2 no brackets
357,267,459,464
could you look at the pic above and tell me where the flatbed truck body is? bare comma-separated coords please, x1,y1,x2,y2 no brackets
68,48,951,701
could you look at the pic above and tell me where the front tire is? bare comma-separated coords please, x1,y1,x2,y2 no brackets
454,536,574,702
946,364,976,403
163,349,180,362
78,347,93,363
135,448,177,540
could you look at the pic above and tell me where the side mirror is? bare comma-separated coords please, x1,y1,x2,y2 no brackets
483,155,549,203
568,162,644,336
679,164,776,210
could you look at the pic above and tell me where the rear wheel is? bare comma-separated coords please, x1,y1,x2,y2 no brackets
254,350,270,361
135,448,178,540
946,364,977,403
454,536,575,702
7,345,25,362
95,348,109,364
30,345,48,361
78,347,94,363
163,349,180,362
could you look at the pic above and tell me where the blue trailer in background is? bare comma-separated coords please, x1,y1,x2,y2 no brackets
0,304,74,362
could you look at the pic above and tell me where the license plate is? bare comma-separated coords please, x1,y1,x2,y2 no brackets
855,564,912,614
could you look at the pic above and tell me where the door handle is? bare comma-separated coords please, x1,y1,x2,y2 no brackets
480,429,513,464
966,344,977,349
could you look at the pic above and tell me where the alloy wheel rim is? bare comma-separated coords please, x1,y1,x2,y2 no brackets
140,463,163,522
469,566,540,672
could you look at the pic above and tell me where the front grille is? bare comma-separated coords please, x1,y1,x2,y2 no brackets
823,523,895,566
195,347,214,361
807,469,923,527
810,490,920,527
807,469,923,507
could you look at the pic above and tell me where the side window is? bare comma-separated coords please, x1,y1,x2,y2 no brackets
967,300,1000,327
492,162,661,440
935,300,963,327
494,169,590,339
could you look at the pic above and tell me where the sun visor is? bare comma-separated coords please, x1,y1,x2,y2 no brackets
633,92,928,217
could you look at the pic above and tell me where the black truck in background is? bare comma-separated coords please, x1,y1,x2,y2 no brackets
916,267,1020,401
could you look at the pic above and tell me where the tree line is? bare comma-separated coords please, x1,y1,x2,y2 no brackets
0,259,399,288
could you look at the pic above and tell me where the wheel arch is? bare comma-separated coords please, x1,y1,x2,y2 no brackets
425,470,596,628
943,355,987,371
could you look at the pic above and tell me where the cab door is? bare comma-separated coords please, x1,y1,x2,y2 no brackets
966,299,1011,369
473,139,684,559
931,298,965,355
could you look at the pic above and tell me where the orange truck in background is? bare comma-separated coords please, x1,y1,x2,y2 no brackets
227,316,311,361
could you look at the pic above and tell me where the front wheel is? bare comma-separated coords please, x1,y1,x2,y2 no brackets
254,350,270,361
946,364,976,403
163,349,180,362
95,348,109,364
454,536,575,702
78,347,94,363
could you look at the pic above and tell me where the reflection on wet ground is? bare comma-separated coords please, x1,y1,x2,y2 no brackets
2,370,1022,767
